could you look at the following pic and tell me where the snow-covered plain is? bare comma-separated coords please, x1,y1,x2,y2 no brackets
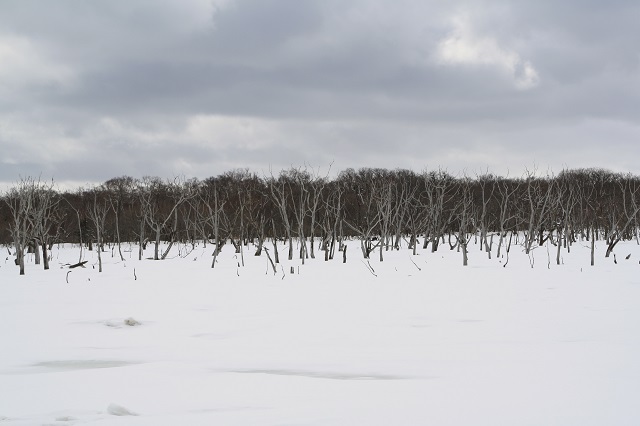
1,239,640,425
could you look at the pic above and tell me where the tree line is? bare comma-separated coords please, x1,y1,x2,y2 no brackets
2,167,639,275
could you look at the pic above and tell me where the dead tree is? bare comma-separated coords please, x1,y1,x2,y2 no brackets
495,177,521,258
522,170,555,254
139,176,195,260
103,176,136,262
605,174,640,257
308,172,327,259
27,180,63,271
268,172,295,261
475,172,497,258
341,169,383,259
63,192,87,264
87,187,110,272
406,178,429,256
319,180,344,260
4,178,37,275
454,177,474,266
200,178,227,268
422,169,458,252
374,174,394,261
390,170,417,251
281,168,312,263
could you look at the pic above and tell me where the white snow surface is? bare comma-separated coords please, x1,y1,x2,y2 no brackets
1,240,640,425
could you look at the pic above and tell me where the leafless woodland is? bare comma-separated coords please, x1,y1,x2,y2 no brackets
2,167,639,275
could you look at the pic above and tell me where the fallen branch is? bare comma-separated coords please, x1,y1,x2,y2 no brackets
361,260,377,277
408,255,422,271
69,261,87,269
264,247,277,275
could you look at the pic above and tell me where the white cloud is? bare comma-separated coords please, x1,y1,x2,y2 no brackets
0,35,76,95
514,60,540,90
436,14,540,90
185,115,279,150
0,114,81,165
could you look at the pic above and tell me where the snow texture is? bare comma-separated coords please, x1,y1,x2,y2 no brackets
107,403,138,416
1,239,640,425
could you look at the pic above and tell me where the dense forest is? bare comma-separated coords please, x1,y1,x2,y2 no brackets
2,167,639,275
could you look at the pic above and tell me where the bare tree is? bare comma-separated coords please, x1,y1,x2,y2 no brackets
405,176,428,256
522,170,555,254
29,182,63,270
390,170,417,251
87,187,110,272
605,173,640,257
268,171,295,261
495,176,521,258
374,173,394,261
319,180,345,261
475,173,497,258
341,169,383,259
307,172,327,259
5,178,38,275
454,177,474,266
422,169,458,252
139,177,196,260
103,176,137,262
199,178,227,268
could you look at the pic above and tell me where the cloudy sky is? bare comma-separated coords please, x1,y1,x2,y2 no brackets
1,0,639,186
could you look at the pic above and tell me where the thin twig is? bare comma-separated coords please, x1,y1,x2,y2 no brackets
361,260,377,277
408,255,422,271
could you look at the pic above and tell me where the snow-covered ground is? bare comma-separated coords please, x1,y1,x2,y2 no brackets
1,239,640,425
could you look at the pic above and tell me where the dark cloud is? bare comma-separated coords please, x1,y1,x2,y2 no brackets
1,0,639,187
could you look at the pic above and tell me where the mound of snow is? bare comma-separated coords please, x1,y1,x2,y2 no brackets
107,403,138,416
124,317,141,326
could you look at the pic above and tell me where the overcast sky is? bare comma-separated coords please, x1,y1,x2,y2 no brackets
1,0,639,187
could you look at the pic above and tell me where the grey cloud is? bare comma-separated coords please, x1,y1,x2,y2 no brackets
0,0,639,186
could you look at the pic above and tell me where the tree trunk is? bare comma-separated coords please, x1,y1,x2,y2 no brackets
211,239,221,268
161,239,174,260
324,236,330,261
460,231,468,266
34,239,41,265
138,220,145,261
97,232,103,272
556,229,562,265
605,238,619,258
462,243,468,266
254,239,264,256
114,210,124,261
497,231,504,258
76,211,84,264
273,238,280,264
431,235,440,252
591,227,595,266
15,242,25,275
42,243,50,270
271,220,280,264
310,234,315,259
154,227,161,260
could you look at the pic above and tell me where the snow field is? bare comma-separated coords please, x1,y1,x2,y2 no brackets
1,239,640,425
